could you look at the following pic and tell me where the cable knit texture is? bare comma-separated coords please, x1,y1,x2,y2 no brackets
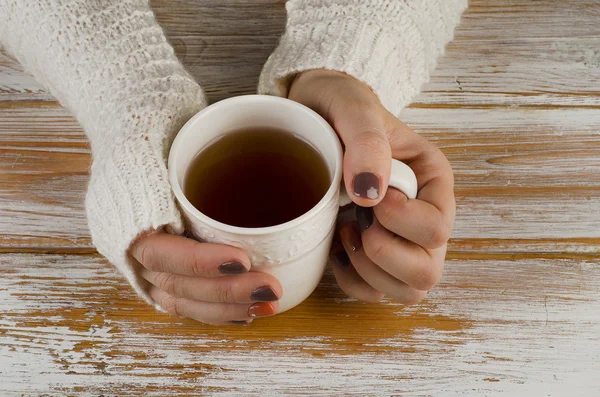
1,0,465,308
0,0,207,305
259,0,468,115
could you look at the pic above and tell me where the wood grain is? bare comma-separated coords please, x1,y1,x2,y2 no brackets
3,1,600,106
2,105,598,252
1,254,599,395
1,0,600,394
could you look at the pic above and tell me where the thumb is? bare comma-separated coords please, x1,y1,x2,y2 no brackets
336,108,392,207
287,70,392,207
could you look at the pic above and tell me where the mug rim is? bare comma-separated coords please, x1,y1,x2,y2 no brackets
168,94,344,236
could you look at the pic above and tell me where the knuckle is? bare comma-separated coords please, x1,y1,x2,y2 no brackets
411,255,440,291
175,241,205,276
352,130,390,159
414,268,437,291
340,92,381,115
376,190,408,228
364,236,389,265
190,253,210,277
158,273,177,295
385,126,405,148
136,242,154,269
376,202,396,229
444,160,455,183
192,258,204,276
356,104,385,122
180,253,203,276
429,145,454,178
427,216,451,248
213,281,235,303
162,295,182,318
439,161,455,187
400,289,428,306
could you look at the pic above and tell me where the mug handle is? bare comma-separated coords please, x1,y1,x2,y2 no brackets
339,159,418,206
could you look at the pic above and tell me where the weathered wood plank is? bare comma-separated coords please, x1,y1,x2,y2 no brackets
459,0,600,39
3,1,600,106
1,0,599,394
0,51,50,102
1,253,598,395
0,104,91,249
419,37,600,107
2,105,599,251
151,0,287,37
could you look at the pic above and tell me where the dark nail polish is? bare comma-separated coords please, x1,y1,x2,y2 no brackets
248,302,276,318
230,320,250,325
353,172,380,200
251,286,279,302
329,242,352,267
218,261,247,275
356,207,374,232
332,249,351,268
341,222,362,252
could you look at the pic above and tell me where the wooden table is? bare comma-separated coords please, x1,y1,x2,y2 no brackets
1,1,599,395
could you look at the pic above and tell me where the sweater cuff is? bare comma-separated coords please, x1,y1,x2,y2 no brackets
259,0,467,115
85,129,184,305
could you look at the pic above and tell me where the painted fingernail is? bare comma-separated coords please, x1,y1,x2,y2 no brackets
218,261,247,275
331,244,351,268
356,207,374,232
353,172,380,200
230,320,250,326
250,286,279,302
341,222,362,252
248,302,276,318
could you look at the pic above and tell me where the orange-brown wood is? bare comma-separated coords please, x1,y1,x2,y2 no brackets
1,0,599,394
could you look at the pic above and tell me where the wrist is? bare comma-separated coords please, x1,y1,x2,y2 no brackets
292,69,363,90
290,69,382,110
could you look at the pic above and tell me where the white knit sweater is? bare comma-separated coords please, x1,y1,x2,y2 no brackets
0,0,467,305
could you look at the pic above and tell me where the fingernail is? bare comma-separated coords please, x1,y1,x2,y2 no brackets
250,286,279,302
218,261,247,275
248,302,276,318
331,245,351,268
356,207,374,232
353,172,380,200
341,222,362,252
230,320,250,326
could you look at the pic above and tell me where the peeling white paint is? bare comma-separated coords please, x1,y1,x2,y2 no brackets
1,0,600,394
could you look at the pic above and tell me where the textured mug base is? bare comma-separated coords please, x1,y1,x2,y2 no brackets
254,227,335,314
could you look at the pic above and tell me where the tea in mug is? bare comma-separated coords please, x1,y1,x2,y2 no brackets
184,127,331,228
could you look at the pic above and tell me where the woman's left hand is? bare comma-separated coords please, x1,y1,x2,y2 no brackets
289,69,456,305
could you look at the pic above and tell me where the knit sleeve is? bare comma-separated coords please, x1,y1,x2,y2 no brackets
259,0,467,115
0,0,206,305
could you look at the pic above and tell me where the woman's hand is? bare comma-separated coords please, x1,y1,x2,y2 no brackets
289,69,456,305
129,233,282,325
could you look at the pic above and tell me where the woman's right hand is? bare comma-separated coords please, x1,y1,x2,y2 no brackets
129,233,282,325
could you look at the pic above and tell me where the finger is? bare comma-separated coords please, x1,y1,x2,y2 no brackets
358,208,446,291
339,222,427,305
331,242,384,303
415,175,456,240
374,188,452,249
386,117,456,229
130,233,250,277
140,268,282,304
288,71,392,207
149,286,279,326
338,107,393,207
384,115,435,164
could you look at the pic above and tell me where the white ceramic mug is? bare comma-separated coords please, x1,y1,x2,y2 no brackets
168,95,418,313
